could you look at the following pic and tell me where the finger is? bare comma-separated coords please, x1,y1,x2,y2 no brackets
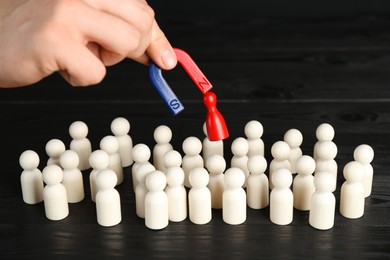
56,43,106,86
145,21,177,70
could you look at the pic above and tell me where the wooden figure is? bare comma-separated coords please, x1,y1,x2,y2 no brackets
244,120,264,157
45,139,65,167
19,150,43,204
315,141,338,192
182,136,203,188
293,155,315,211
165,166,187,222
284,128,303,174
100,135,123,185
60,150,84,203
230,137,249,187
131,143,151,191
135,163,156,218
247,155,269,209
42,165,69,221
340,161,365,219
223,167,247,225
153,125,173,171
95,169,122,227
111,117,133,167
145,170,169,230
269,141,291,189
202,122,223,163
69,121,92,171
89,150,109,202
188,167,212,225
206,154,226,209
309,171,336,230
353,144,374,197
270,168,293,225
313,123,335,160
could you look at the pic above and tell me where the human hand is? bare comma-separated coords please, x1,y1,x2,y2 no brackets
0,0,177,88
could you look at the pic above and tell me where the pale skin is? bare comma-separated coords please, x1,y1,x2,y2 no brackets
0,0,177,88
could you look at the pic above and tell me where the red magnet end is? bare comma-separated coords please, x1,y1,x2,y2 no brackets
203,91,229,141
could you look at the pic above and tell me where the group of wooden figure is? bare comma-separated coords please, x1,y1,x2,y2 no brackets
19,118,374,231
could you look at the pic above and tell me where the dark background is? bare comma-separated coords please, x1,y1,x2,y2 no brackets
1,0,390,258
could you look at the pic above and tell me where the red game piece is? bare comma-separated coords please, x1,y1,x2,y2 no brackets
203,91,229,141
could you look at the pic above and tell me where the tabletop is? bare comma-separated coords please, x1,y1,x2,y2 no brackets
1,0,390,258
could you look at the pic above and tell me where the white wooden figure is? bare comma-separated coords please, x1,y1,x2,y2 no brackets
153,125,173,171
182,137,204,188
60,150,84,203
95,169,122,227
89,150,109,202
205,154,226,209
69,121,92,171
145,170,169,230
19,150,43,204
100,135,123,185
188,167,212,225
353,144,374,197
163,150,182,172
313,123,335,160
269,141,291,189
244,120,264,157
315,141,338,192
45,139,65,167
111,117,133,167
340,161,365,219
230,137,249,187
42,165,69,221
247,155,269,209
223,167,247,225
309,171,336,230
293,155,315,211
131,143,151,191
135,163,156,218
202,122,223,163
165,166,187,222
270,168,293,225
284,128,303,174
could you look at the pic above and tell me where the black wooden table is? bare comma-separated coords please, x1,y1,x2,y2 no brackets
1,1,390,258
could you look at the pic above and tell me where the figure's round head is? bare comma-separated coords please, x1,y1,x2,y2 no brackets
166,167,185,186
19,150,40,171
316,141,338,160
353,144,374,164
247,155,267,174
231,137,249,156
189,167,209,188
206,154,226,174
224,167,245,188
295,155,316,175
271,141,291,160
203,91,217,108
154,125,172,144
131,143,151,163
244,120,264,139
96,169,117,190
284,129,303,148
343,161,364,182
69,121,88,140
111,117,130,136
272,168,293,188
316,123,335,141
60,150,79,170
182,136,202,156
145,170,166,192
45,139,66,158
89,150,109,170
163,150,182,169
42,165,63,185
135,163,156,184
100,135,119,154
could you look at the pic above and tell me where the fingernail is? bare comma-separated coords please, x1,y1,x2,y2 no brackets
161,49,177,69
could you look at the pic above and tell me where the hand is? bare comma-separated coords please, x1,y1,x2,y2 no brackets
0,0,177,88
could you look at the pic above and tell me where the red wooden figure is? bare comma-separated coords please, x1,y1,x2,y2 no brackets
203,91,229,141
